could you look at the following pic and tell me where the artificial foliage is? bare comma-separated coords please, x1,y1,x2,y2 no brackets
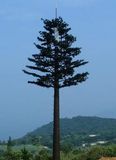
23,17,88,88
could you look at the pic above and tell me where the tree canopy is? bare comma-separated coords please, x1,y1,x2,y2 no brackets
23,17,88,88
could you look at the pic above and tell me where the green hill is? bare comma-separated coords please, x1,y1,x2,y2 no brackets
15,116,116,147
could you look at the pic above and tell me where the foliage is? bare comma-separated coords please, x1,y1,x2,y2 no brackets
21,147,32,160
23,17,88,89
0,144,116,160
15,116,116,147
34,149,52,160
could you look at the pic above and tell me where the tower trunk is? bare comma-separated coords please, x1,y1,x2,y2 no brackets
53,83,60,160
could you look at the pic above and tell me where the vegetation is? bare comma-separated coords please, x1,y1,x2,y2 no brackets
1,132,116,159
14,116,116,147
23,17,88,160
1,143,116,160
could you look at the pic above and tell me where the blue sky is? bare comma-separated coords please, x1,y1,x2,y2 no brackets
0,0,116,140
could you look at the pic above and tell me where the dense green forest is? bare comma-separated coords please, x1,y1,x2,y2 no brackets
14,116,116,147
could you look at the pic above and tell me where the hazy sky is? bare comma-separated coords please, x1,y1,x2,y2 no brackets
0,0,116,140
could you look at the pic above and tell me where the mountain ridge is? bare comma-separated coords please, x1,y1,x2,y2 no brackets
15,116,116,147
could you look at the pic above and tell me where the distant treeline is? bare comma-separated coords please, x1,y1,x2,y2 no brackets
13,116,116,147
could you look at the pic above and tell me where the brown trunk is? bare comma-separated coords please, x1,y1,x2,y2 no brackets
53,83,60,160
